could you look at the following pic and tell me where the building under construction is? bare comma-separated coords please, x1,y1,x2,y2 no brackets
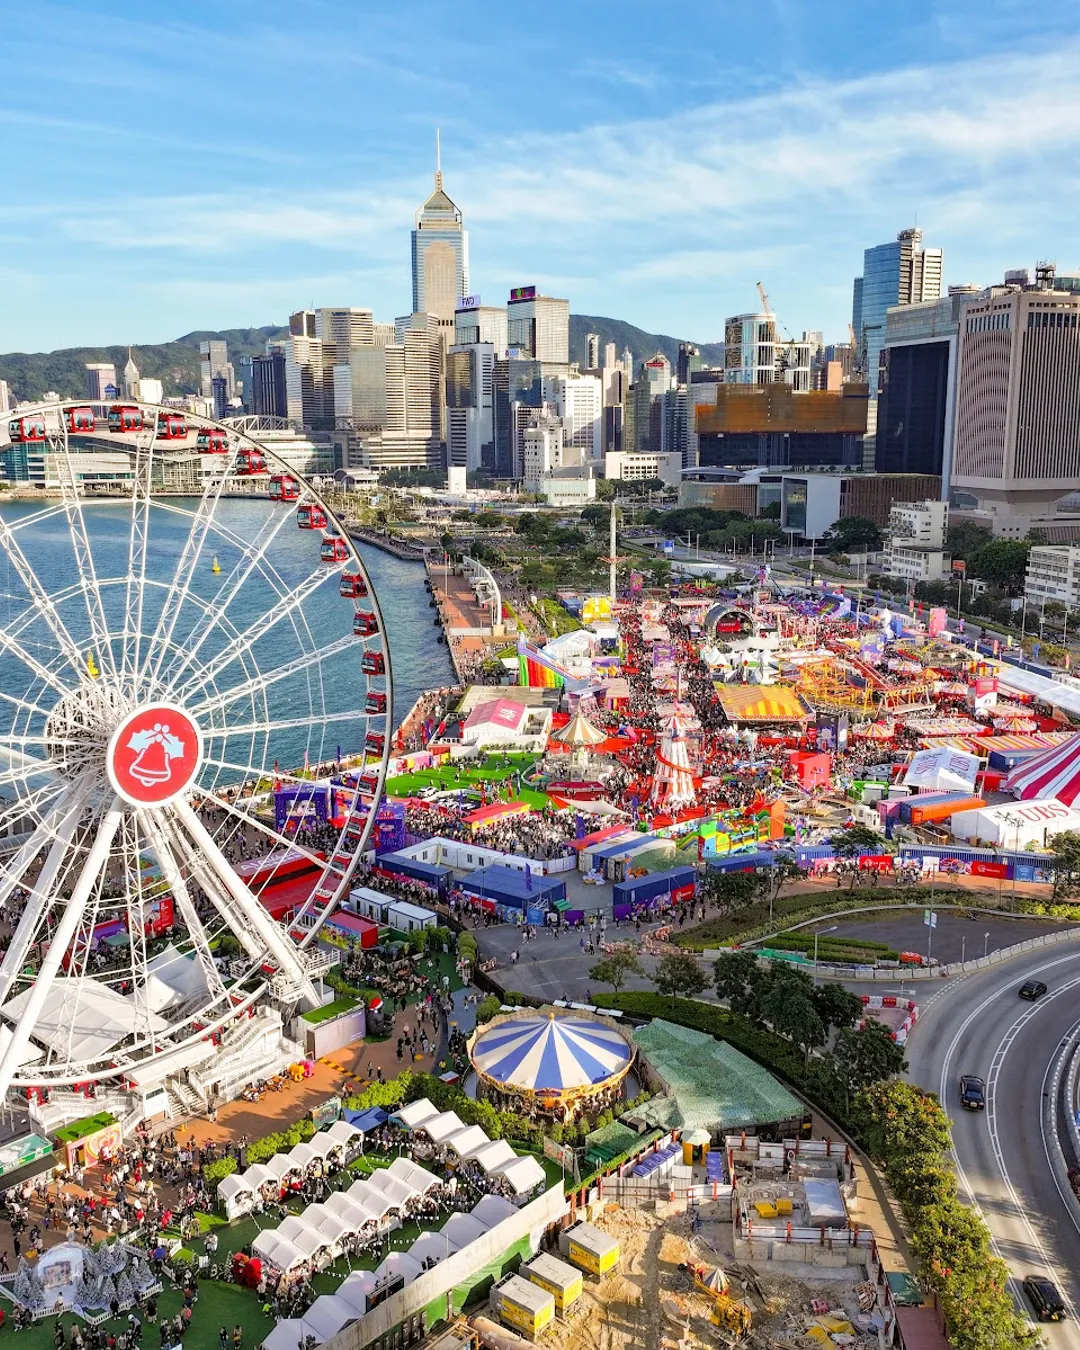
695,382,870,470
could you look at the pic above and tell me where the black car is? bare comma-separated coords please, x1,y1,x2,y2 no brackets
1019,980,1048,1001
959,1075,986,1110
1023,1276,1066,1322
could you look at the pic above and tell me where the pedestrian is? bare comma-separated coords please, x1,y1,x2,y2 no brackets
232,1326,243,1350
219,1329,228,1350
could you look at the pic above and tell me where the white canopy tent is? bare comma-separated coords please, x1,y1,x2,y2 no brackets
387,1156,441,1194
260,1320,309,1350
217,1173,255,1221
251,1232,306,1273
372,1251,423,1288
470,1193,517,1227
324,1191,380,1230
335,1271,377,1316
366,1171,419,1209
495,1155,547,1196
295,1296,358,1343
420,1110,467,1144
326,1119,362,1148
440,1213,488,1247
300,1203,355,1247
408,1231,458,1266
245,1159,288,1191
903,746,981,793
284,1141,322,1171
391,1098,439,1131
2,978,169,1063
443,1125,490,1158
345,1181,397,1221
470,1140,517,1175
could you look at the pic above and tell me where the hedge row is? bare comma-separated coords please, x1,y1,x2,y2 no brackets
854,1082,1040,1350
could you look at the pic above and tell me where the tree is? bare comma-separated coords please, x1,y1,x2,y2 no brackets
760,501,781,520
822,516,883,553
970,538,1031,595
713,950,765,1016
1050,829,1080,901
757,965,825,1059
474,995,502,1025
702,868,769,916
812,982,864,1034
654,952,708,1004
594,477,616,501
829,824,886,888
589,950,643,994
830,1022,907,1106
852,1080,952,1165
650,560,673,589
946,520,992,561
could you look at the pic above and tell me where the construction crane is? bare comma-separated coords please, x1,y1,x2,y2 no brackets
757,281,797,375
848,321,865,376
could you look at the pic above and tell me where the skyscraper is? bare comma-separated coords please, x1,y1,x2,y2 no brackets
506,287,570,363
251,345,288,419
852,227,943,448
199,340,232,398
122,350,140,400
411,136,469,324
585,333,600,369
85,363,117,401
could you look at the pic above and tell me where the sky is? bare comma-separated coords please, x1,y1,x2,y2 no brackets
2,0,1079,352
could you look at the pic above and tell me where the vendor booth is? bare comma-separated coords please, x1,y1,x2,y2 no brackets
459,864,567,919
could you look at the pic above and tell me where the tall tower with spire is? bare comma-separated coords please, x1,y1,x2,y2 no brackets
410,132,469,324
122,348,140,400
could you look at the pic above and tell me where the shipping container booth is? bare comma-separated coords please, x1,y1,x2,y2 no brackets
522,1252,583,1314
460,864,567,915
386,900,437,933
491,1274,556,1339
346,886,392,924
559,1220,621,1277
372,852,453,898
612,865,697,917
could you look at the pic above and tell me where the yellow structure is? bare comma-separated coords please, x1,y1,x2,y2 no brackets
493,1274,555,1338
682,1127,711,1166
796,659,873,715
682,1263,752,1337
522,1253,583,1315
560,1221,620,1277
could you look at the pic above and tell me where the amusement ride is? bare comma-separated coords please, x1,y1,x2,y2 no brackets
0,401,393,1104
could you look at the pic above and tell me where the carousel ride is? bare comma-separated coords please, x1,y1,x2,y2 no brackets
0,401,393,1105
468,1008,634,1123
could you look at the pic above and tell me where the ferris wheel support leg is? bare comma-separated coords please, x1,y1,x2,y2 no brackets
0,801,124,1104
171,798,318,1008
0,797,85,1010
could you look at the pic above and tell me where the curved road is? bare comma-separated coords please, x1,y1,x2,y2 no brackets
901,946,1080,1345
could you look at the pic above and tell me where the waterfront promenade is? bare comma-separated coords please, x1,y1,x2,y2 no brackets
426,560,504,683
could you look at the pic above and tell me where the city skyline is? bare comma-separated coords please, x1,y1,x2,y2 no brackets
1,1,1078,350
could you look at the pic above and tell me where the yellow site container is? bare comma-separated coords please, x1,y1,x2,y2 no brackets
560,1221,621,1278
522,1252,584,1314
494,1274,555,1339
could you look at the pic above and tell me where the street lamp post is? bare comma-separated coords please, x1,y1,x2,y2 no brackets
984,931,990,958
961,935,966,965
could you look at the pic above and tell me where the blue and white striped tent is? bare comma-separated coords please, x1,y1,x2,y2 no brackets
471,1013,631,1093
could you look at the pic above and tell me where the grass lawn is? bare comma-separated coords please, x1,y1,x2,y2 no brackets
384,753,547,807
302,995,358,1025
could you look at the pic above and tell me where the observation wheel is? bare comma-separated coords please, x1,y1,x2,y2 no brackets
0,400,393,1096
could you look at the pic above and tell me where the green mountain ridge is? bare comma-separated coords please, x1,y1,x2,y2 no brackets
0,317,725,404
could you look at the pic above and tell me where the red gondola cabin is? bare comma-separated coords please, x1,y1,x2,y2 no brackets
365,732,386,755
108,405,144,432
236,447,266,475
8,415,46,443
321,536,349,563
365,690,387,715
339,573,368,598
65,407,95,433
196,428,229,453
353,611,379,636
297,503,328,530
156,412,187,439
269,474,300,501
361,650,385,676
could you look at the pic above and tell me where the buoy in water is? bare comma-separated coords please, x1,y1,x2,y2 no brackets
212,556,221,574
86,650,99,679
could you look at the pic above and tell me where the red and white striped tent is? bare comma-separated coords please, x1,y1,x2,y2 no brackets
1004,734,1080,806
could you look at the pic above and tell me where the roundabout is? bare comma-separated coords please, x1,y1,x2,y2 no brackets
0,400,393,1101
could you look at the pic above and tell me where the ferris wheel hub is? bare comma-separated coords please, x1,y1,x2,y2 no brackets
106,703,203,807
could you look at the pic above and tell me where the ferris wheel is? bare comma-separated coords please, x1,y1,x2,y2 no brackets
0,400,393,1097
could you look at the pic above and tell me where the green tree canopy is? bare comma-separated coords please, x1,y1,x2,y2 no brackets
822,516,883,552
589,950,644,994
969,538,1031,595
654,952,708,1003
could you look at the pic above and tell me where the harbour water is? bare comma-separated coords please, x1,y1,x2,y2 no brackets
0,498,453,776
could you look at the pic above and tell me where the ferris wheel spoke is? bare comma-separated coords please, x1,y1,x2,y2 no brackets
169,561,338,701
0,515,92,687
141,464,236,692
0,791,80,920
0,798,124,1104
51,430,120,680
141,810,229,1007
120,423,158,683
151,493,296,690
0,781,70,838
188,633,364,717
170,797,318,1006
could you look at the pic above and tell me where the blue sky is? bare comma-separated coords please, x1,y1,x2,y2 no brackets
1,0,1078,351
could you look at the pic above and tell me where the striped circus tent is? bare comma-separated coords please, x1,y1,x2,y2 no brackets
1004,734,1080,806
471,1013,631,1093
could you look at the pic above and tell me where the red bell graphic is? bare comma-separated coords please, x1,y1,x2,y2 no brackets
130,732,172,786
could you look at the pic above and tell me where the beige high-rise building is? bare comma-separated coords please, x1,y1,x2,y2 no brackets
507,287,569,364
411,141,469,324
952,275,1080,536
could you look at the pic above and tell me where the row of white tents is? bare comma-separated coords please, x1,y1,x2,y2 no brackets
218,1119,362,1220
390,1098,546,1198
252,1156,443,1272
261,1191,520,1350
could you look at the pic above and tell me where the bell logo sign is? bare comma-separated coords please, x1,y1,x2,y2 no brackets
107,704,203,806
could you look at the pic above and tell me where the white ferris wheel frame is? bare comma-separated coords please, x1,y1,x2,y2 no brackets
0,398,394,1094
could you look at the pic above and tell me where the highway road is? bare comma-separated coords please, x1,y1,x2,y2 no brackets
902,944,1080,1345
